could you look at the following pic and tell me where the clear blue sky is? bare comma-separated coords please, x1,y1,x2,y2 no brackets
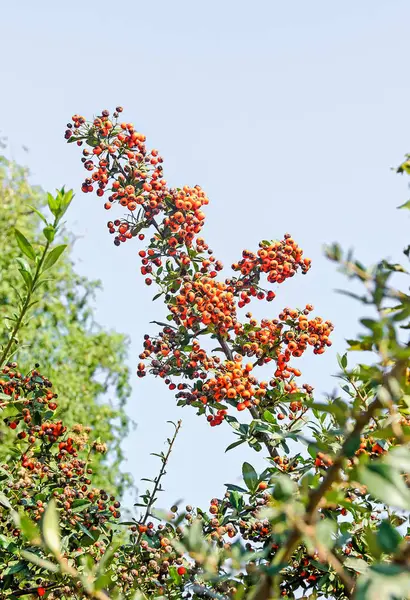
1,0,410,511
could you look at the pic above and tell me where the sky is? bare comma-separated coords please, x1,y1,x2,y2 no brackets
1,0,410,513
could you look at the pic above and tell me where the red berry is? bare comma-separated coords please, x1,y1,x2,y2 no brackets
9,422,17,430
177,566,186,576
37,588,46,597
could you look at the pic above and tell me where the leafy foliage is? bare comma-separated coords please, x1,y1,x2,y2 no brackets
0,156,131,495
0,111,409,600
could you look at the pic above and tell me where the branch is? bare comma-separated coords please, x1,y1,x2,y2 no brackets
136,420,182,544
254,359,407,599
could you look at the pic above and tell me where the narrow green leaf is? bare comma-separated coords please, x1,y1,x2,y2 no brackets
47,193,59,217
18,268,33,289
42,245,67,271
225,439,245,452
14,229,36,261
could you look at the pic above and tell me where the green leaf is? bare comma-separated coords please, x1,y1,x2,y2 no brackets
376,520,402,554
337,353,347,370
344,433,361,457
169,566,182,585
225,439,245,452
15,512,40,543
229,491,243,510
356,462,410,510
18,267,33,289
42,245,67,271
225,483,247,493
47,192,59,217
41,498,61,555
263,409,277,424
14,229,36,261
242,462,258,492
71,499,92,512
3,560,27,575
57,189,74,218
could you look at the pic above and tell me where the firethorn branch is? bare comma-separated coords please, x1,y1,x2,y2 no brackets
66,107,334,436
256,359,408,599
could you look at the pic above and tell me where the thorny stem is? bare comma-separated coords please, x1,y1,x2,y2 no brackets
136,420,182,545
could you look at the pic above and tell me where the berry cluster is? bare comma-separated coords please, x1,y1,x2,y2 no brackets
0,362,121,557
67,108,333,429
171,276,237,334
228,234,311,305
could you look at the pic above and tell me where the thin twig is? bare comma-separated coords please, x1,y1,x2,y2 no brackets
136,420,182,544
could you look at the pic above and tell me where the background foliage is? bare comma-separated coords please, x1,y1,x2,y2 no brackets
0,154,131,495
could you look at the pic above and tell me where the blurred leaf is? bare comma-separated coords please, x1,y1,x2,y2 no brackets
344,557,369,575
0,492,12,509
356,462,410,510
376,520,402,554
315,519,337,548
272,474,296,501
41,499,61,555
397,199,410,210
383,445,410,472
16,512,40,543
21,550,59,573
